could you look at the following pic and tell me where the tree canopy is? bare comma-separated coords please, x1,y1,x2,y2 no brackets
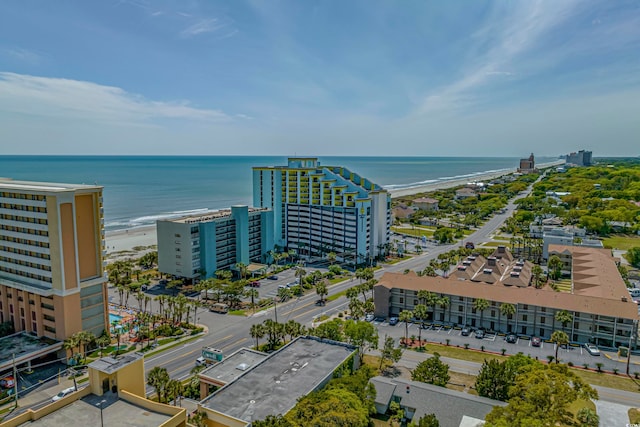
411,352,450,387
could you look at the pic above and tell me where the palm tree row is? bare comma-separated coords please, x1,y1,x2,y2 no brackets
250,319,306,351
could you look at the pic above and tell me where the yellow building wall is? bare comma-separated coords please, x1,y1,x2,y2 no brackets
199,406,249,427
60,202,78,291
75,194,99,280
52,292,82,341
116,358,146,397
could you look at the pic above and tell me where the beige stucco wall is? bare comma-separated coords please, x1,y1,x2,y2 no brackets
75,193,99,280
60,202,78,291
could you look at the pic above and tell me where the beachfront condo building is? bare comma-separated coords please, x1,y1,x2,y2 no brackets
374,245,638,350
252,157,391,266
0,178,108,341
157,205,274,279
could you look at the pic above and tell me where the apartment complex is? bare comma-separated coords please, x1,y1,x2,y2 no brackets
253,157,391,266
157,205,274,279
374,245,638,350
565,150,593,167
0,178,108,341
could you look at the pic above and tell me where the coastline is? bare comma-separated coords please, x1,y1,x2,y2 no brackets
103,160,564,255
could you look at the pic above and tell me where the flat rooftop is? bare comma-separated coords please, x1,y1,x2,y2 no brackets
22,393,171,427
88,352,144,375
200,348,268,386
167,206,269,224
0,178,101,192
0,333,60,373
201,337,356,423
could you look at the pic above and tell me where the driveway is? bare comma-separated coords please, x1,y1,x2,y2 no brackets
594,400,632,427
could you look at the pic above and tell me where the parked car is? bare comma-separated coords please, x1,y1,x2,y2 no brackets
0,376,15,389
315,299,326,306
52,387,76,402
584,343,600,356
461,327,471,336
475,329,485,339
389,317,399,326
505,334,517,344
248,281,261,288
531,336,541,347
267,275,278,280
141,284,148,291
365,314,375,322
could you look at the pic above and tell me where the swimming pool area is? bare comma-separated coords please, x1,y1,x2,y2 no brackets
109,313,123,324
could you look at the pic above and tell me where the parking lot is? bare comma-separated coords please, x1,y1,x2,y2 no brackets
373,321,628,372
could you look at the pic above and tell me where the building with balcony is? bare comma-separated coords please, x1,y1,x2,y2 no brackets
252,158,390,266
157,205,274,279
0,178,108,342
374,245,638,350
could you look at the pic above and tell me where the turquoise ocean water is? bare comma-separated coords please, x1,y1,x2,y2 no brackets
0,156,554,231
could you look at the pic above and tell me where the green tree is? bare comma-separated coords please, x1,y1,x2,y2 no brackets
379,334,403,370
327,252,337,266
165,378,183,406
473,298,489,330
547,255,563,280
315,280,328,303
189,411,209,427
499,303,516,333
399,310,413,346
312,319,344,341
531,265,544,288
551,330,569,364
626,247,640,268
344,320,378,359
292,387,369,427
250,323,265,349
412,352,450,387
147,366,170,403
576,407,599,427
485,363,598,427
253,415,293,427
475,354,538,401
413,304,428,345
409,413,440,427
554,310,573,335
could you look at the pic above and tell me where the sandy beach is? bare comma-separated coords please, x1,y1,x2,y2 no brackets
104,160,564,255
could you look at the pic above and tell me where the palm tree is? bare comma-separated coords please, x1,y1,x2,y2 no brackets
245,288,259,313
499,303,516,333
399,310,413,346
235,262,248,280
77,331,95,358
473,298,489,329
315,281,328,303
548,255,563,280
555,310,573,335
294,267,306,296
63,335,79,361
147,366,170,403
437,296,450,323
166,379,183,406
327,252,337,265
531,265,544,288
95,334,111,359
190,411,209,427
250,323,265,349
413,304,428,346
417,290,438,321
551,330,569,363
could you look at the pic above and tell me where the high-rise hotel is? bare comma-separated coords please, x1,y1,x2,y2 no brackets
253,158,390,266
0,178,108,341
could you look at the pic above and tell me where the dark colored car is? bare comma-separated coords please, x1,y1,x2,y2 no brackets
461,327,471,336
141,285,148,291
505,334,518,344
389,317,399,326
531,336,541,347
315,299,326,306
248,281,261,288
267,275,278,280
475,329,485,339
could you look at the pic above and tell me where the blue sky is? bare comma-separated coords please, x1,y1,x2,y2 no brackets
1,1,639,156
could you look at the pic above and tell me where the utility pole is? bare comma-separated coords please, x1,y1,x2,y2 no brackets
627,319,638,375
12,353,18,408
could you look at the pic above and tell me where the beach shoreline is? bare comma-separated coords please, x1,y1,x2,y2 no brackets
104,160,564,255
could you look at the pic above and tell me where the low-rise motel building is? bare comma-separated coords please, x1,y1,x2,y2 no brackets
374,245,638,350
0,352,186,427
0,178,108,342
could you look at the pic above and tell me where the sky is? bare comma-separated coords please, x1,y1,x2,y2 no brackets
1,1,639,157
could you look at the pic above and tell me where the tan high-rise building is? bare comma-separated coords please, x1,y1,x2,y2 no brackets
0,178,108,341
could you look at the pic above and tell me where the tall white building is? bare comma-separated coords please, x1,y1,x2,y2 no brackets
253,158,390,266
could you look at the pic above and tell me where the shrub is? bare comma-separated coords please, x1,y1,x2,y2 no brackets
546,355,555,363
464,343,469,349
446,339,450,346
567,361,573,367
481,345,485,352
595,362,604,373
501,348,506,356
612,368,619,375
583,363,589,370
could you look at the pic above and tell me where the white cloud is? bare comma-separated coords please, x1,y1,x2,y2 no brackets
0,72,231,124
180,18,230,38
1,47,41,64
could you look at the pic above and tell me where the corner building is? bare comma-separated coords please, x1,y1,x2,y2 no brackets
0,179,108,341
253,158,391,266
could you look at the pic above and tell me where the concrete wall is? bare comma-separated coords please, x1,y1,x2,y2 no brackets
198,404,249,427
119,389,187,427
0,386,91,427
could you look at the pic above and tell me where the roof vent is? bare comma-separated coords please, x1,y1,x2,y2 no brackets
621,296,628,302
236,363,249,371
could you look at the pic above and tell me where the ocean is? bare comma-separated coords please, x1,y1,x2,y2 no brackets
0,156,554,232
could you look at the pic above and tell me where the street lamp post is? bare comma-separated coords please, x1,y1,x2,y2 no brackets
97,399,107,427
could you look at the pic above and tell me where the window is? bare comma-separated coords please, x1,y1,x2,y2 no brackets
458,306,463,312
44,325,56,333
399,297,404,304
522,315,528,322
540,317,545,324
523,304,528,310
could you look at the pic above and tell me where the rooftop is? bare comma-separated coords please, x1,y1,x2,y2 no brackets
199,348,268,386
165,206,269,224
0,178,101,192
88,352,144,375
201,336,356,423
0,332,61,372
371,376,504,427
21,393,172,427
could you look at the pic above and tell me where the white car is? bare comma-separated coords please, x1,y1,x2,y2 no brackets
365,314,375,322
584,343,600,356
52,387,76,402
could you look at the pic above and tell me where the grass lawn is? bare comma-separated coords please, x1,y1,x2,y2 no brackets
629,408,640,424
572,369,640,393
391,227,433,238
384,256,411,265
420,343,509,365
602,234,640,250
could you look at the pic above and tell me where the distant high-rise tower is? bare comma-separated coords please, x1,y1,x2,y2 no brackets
253,158,391,266
566,150,592,166
0,179,108,341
